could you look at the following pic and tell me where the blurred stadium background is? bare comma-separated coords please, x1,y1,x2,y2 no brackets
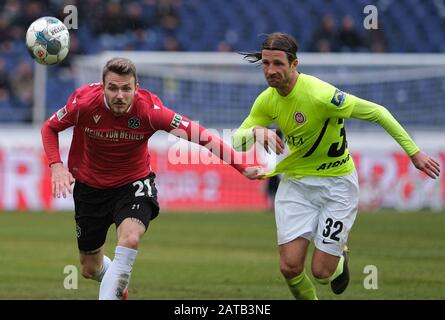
0,0,444,299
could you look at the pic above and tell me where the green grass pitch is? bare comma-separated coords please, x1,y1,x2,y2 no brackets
0,210,444,300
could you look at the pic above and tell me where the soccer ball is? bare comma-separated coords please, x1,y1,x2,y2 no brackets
26,16,70,65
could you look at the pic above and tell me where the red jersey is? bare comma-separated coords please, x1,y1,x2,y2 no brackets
41,83,246,188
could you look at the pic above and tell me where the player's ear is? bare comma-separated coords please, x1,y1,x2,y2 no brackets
292,59,299,70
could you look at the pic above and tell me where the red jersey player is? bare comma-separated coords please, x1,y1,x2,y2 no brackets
41,57,264,300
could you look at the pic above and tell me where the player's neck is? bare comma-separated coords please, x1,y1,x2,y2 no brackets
277,71,299,97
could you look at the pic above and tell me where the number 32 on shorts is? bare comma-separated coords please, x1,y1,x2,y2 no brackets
322,218,343,242
132,179,153,197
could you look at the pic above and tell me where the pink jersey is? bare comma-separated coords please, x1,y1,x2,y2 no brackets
42,83,246,188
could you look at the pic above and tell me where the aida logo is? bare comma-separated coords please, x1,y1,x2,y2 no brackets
331,89,346,107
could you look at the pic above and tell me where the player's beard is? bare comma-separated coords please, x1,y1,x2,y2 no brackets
267,73,289,90
111,102,129,116
266,76,282,87
106,96,131,116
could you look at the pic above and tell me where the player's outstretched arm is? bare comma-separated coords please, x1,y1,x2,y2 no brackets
410,151,441,179
190,124,264,177
242,166,266,180
150,98,269,179
350,97,441,179
50,162,75,198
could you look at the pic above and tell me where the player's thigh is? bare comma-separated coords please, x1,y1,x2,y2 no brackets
73,181,114,252
274,177,320,245
314,171,359,256
114,173,160,232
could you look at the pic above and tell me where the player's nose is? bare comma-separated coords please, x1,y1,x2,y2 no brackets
266,67,277,76
116,90,124,98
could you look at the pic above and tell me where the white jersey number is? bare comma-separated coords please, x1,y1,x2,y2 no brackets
133,179,153,197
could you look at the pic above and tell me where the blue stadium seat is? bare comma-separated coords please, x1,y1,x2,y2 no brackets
3,0,445,123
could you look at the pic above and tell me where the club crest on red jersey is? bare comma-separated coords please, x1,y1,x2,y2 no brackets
294,112,306,124
128,117,140,129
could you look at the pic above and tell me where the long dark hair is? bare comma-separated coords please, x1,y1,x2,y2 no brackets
242,32,299,64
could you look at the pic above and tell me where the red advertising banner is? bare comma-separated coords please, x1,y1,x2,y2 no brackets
354,152,445,211
0,147,269,212
0,146,443,211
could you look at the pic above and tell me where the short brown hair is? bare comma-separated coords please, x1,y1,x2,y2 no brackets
102,57,138,84
242,32,299,64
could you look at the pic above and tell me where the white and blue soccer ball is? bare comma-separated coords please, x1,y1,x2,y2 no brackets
26,16,70,65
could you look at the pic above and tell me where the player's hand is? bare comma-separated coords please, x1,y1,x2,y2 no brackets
243,166,266,180
410,151,441,179
253,127,284,155
50,163,75,198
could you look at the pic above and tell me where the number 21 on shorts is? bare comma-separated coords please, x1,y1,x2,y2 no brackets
132,179,153,197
